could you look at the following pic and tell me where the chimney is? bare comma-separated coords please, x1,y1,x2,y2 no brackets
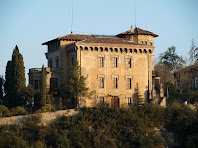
131,25,134,32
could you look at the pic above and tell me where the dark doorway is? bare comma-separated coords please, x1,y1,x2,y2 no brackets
50,78,58,94
111,96,120,108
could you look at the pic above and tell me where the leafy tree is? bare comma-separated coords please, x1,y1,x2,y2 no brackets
154,63,174,85
20,85,34,112
189,38,198,65
40,65,47,106
0,76,4,104
4,45,26,108
159,46,186,72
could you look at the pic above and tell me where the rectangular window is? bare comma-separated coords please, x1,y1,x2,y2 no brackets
126,58,131,68
99,77,104,88
56,58,59,68
50,78,58,94
113,77,118,89
99,57,104,67
30,80,33,86
112,57,118,67
127,97,132,106
34,80,38,89
71,57,74,66
99,96,104,103
39,80,42,89
49,60,52,68
126,78,132,89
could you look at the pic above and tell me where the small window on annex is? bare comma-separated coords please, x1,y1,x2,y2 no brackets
99,96,105,103
34,80,39,89
112,57,118,67
99,57,104,67
126,58,131,68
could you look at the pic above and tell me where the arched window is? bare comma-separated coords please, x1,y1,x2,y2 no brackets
56,57,59,68
49,59,53,68
84,47,88,50
95,47,98,51
149,49,152,54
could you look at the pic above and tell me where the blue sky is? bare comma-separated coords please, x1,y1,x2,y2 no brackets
0,0,198,84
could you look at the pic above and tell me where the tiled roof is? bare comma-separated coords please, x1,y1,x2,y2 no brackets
58,34,140,45
42,27,158,45
117,27,159,37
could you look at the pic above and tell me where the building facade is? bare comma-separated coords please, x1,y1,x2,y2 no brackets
29,26,164,107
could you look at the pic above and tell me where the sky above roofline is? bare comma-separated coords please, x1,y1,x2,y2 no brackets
0,0,198,84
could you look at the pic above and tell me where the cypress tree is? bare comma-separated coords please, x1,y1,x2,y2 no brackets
4,61,14,107
4,45,26,108
0,76,4,104
40,65,46,106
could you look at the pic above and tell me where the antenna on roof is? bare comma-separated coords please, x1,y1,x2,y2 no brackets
134,0,137,27
71,0,74,34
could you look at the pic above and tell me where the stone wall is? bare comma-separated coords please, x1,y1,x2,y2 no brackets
0,109,78,126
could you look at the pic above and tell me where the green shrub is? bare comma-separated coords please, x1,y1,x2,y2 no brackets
0,132,28,148
186,134,198,148
33,141,46,148
36,104,55,113
11,106,27,116
0,105,10,117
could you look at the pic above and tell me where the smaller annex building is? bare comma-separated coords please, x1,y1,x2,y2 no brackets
29,26,166,108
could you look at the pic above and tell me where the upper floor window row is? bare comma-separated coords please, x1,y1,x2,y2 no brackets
48,42,60,52
140,41,153,45
48,56,59,68
98,56,132,68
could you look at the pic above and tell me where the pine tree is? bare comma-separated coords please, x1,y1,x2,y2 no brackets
4,45,26,108
66,60,89,108
133,83,143,106
40,65,46,106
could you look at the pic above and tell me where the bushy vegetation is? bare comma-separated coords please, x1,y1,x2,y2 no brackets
35,104,55,113
0,105,10,117
11,106,27,116
0,103,197,148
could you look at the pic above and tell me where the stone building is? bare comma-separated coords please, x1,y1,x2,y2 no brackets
29,26,165,107
174,63,198,90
